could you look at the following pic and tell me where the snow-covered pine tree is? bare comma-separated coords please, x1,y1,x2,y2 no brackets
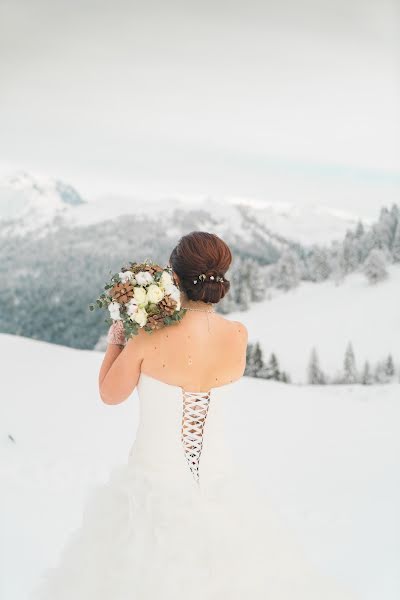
253,342,264,375
343,342,358,384
361,360,373,385
390,203,399,224
391,221,400,262
279,371,291,383
265,353,280,380
307,347,326,384
274,249,301,291
247,258,266,302
306,246,332,282
384,354,395,378
236,282,251,310
355,220,365,239
342,230,360,274
373,360,389,384
245,341,265,377
376,206,397,250
330,242,346,285
245,343,257,377
363,248,388,284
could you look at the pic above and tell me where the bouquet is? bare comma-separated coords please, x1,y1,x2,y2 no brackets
89,259,187,340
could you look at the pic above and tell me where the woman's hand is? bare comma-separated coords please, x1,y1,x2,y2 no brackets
106,321,126,348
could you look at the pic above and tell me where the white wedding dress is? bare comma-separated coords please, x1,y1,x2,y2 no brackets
31,371,358,600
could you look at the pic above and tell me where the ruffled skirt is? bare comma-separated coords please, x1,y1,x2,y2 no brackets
31,459,358,600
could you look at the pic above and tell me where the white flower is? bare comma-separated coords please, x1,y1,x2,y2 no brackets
133,286,148,305
126,298,138,316
164,283,181,310
119,270,135,284
160,270,173,288
135,271,154,286
108,301,122,320
147,283,164,304
133,307,148,327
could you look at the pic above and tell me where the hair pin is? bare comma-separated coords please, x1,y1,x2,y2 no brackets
192,273,225,284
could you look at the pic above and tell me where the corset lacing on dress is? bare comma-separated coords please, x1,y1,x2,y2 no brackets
181,390,211,483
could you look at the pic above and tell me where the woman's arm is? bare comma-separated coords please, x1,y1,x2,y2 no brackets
98,323,146,405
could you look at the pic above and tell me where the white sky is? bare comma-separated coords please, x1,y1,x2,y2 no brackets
0,0,399,215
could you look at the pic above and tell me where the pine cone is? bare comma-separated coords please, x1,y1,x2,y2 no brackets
146,313,165,330
129,262,163,277
159,294,177,316
146,264,163,275
109,282,135,304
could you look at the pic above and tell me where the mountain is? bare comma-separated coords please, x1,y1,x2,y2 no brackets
0,170,364,245
0,171,86,236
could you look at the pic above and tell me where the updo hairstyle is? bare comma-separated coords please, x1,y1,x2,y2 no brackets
169,231,232,304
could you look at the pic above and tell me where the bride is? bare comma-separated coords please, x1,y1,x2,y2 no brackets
32,231,358,599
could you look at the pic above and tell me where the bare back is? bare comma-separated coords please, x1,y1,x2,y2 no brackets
137,311,248,392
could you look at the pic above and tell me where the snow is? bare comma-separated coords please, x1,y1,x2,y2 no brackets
0,170,365,244
0,171,85,235
230,263,400,383
1,333,399,599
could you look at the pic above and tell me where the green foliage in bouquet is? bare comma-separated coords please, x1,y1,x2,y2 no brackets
89,259,187,338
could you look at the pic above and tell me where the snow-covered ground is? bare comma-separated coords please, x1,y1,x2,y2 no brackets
0,333,399,599
230,263,400,383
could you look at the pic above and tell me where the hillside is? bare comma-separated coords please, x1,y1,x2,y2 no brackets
0,334,399,599
230,263,400,383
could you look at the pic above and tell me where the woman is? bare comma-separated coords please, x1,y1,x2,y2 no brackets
32,231,358,599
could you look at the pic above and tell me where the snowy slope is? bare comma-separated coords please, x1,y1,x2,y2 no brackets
230,263,400,383
1,333,399,600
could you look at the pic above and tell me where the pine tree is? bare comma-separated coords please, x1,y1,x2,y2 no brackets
306,246,332,282
361,361,373,385
342,231,360,273
384,354,395,378
363,248,388,284
331,250,346,285
390,203,399,224
236,277,251,310
245,342,265,377
262,353,281,380
269,353,281,380
279,371,291,384
392,221,400,262
275,249,301,291
355,220,365,239
247,258,266,302
343,342,358,384
373,360,388,384
376,206,397,249
307,347,326,384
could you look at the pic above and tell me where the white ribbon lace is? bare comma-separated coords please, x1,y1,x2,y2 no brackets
181,389,211,483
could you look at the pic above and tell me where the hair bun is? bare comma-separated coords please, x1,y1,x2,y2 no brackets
169,232,232,304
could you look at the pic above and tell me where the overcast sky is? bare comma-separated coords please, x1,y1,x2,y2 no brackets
0,0,399,214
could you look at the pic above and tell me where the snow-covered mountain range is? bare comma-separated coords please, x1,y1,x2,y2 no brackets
0,171,364,245
0,171,85,235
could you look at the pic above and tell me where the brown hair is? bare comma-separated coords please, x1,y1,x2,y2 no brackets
169,231,232,304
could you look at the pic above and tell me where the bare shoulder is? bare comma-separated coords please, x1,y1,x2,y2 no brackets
125,325,152,356
226,318,248,345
